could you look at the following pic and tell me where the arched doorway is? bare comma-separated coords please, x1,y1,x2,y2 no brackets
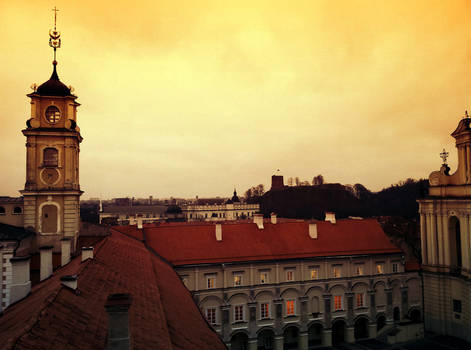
41,204,58,233
257,329,274,350
393,307,400,322
354,317,369,340
308,323,323,347
283,326,299,349
332,319,346,345
449,216,462,270
231,332,248,350
377,315,386,331
410,309,421,323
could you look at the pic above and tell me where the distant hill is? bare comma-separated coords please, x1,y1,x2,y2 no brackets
258,179,429,220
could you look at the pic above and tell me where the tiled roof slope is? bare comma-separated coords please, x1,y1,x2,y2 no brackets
0,231,226,350
144,218,401,265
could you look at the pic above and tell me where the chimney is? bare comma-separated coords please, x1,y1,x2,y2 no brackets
61,238,71,266
82,247,94,262
60,275,77,291
39,245,53,281
105,293,132,350
9,255,31,304
270,212,277,224
309,223,318,239
253,213,264,229
325,212,336,224
137,217,143,229
215,223,222,241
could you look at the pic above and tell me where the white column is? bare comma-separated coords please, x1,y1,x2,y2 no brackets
431,214,438,265
437,214,445,266
443,215,451,266
462,214,471,272
426,214,433,266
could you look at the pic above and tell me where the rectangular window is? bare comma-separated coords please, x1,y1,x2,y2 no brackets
310,267,319,280
356,293,364,308
260,271,269,284
333,265,342,278
260,302,270,319
206,308,216,324
355,264,364,276
376,263,384,274
334,295,343,311
286,299,295,316
206,274,216,289
392,263,399,273
233,273,242,286
286,269,294,282
453,299,462,313
234,305,244,322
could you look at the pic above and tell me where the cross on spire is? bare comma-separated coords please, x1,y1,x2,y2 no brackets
440,148,449,164
49,7,61,62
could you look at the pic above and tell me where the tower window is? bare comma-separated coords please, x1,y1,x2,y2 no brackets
13,207,22,214
45,106,61,123
43,148,58,167
0,207,5,215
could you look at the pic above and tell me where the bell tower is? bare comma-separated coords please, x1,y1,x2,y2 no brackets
418,112,471,342
20,8,83,253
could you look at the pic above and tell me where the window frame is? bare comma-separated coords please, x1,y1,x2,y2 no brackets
332,265,342,278
333,295,343,311
376,262,385,274
233,272,243,287
310,267,320,280
206,274,216,289
43,147,59,167
285,299,296,316
206,307,217,325
260,271,269,284
260,302,270,319
356,293,365,308
234,304,244,322
285,269,295,282
355,264,364,276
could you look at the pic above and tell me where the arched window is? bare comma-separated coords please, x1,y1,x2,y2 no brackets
0,206,5,214
449,216,463,269
43,148,58,167
13,206,22,214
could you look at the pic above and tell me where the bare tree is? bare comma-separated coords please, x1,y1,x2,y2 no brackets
287,177,293,186
312,174,324,185
295,177,300,186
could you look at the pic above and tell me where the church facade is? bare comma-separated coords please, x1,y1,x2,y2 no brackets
418,115,471,343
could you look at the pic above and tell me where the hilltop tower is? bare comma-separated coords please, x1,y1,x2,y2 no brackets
418,113,471,342
20,10,83,253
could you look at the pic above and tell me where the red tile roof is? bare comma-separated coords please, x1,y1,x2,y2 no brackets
0,231,226,350
144,218,401,265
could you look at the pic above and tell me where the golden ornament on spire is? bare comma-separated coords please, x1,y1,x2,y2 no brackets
48,7,61,61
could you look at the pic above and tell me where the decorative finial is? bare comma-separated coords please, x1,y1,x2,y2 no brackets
440,148,449,165
49,7,61,63
466,110,469,118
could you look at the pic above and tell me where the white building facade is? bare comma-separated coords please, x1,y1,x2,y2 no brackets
418,115,471,343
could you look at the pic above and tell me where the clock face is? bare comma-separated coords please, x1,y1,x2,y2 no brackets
41,168,60,185
45,106,61,123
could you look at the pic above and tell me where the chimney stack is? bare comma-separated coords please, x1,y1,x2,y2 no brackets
270,213,277,224
82,247,94,262
39,246,53,281
9,255,31,304
137,217,143,229
60,275,78,291
105,293,132,350
309,223,318,239
61,238,71,266
325,212,336,224
253,213,264,229
215,223,222,241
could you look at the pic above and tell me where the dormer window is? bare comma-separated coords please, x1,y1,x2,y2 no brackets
43,148,58,167
45,106,61,123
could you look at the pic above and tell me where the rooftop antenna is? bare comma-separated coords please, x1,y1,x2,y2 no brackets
49,7,61,64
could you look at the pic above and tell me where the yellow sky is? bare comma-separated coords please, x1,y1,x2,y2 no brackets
1,0,471,198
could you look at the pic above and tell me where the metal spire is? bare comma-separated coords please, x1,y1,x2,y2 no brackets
49,7,61,63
